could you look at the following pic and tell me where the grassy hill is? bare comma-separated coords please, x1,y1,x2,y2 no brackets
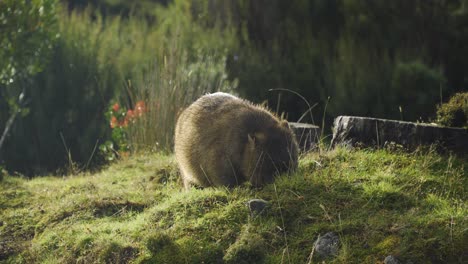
1,147,466,263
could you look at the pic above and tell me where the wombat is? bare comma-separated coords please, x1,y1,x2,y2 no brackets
174,92,299,189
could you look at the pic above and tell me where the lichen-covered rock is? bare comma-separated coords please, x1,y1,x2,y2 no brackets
331,116,468,154
314,232,340,259
289,122,321,152
384,255,401,264
246,199,269,217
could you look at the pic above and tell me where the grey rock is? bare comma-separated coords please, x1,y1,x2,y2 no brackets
384,255,401,264
314,232,340,259
246,199,269,217
289,122,321,153
331,116,468,154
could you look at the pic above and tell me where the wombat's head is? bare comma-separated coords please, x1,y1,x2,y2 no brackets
242,120,299,187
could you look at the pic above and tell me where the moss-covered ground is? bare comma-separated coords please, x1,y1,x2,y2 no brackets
1,148,466,263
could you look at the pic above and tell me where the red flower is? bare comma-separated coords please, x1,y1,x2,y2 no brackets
127,109,135,119
112,103,120,112
110,116,118,128
134,101,147,117
125,109,135,124
119,118,129,128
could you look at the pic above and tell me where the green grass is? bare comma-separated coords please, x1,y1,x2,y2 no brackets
1,148,466,263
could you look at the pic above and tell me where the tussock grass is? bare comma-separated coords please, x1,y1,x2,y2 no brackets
0,148,466,263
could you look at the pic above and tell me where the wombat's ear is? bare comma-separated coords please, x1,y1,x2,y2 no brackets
280,120,290,129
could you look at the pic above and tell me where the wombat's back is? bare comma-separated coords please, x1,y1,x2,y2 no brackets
175,92,298,189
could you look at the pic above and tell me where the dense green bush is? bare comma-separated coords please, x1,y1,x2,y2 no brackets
0,0,59,157
226,0,466,125
1,1,237,174
436,92,468,128
3,10,122,174
0,0,58,85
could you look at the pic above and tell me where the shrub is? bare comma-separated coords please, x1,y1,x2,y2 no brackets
99,100,148,161
436,92,468,128
1,9,122,174
0,0,58,84
0,0,59,157
1,2,237,174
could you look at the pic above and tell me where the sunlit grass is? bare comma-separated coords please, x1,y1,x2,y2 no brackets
0,148,466,263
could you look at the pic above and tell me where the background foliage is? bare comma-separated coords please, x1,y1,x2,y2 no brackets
0,0,467,174
0,0,58,157
225,0,466,123
0,0,58,85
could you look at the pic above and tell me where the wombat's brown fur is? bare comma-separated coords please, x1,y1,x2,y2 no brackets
175,92,299,189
